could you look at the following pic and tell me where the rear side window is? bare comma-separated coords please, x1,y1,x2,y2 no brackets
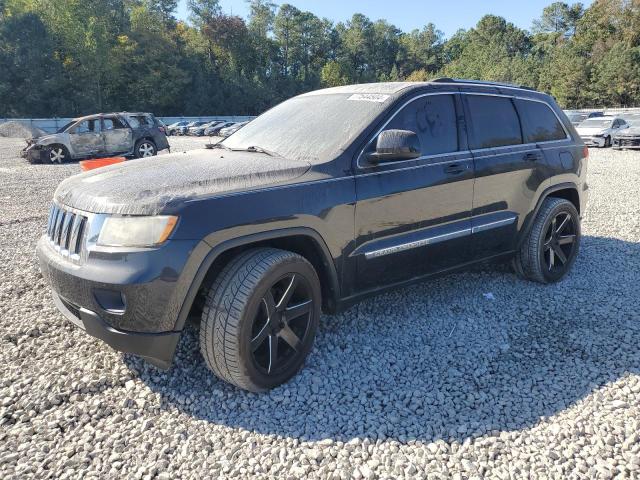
103,117,127,131
466,95,522,149
517,100,567,143
128,115,152,128
386,94,458,156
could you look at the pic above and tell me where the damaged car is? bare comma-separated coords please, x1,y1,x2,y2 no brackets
575,116,628,148
22,112,169,164
612,114,640,150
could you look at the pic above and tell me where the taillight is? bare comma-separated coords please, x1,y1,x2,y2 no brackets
582,146,589,159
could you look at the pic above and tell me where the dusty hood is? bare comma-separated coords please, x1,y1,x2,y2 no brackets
54,149,311,215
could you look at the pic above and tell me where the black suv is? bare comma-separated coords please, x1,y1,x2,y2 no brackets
37,80,588,391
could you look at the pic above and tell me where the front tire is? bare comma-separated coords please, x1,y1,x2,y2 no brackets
200,248,321,392
604,136,611,148
513,197,580,284
48,145,69,164
134,139,157,158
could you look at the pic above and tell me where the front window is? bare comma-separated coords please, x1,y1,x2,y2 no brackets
70,119,100,134
222,93,391,163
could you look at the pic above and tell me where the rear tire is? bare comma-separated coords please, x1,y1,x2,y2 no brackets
199,248,321,392
513,197,580,284
134,139,157,158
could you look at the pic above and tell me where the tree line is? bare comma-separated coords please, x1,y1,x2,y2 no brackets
1,0,639,117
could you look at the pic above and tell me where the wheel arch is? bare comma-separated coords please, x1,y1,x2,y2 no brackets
517,182,581,248
174,228,340,332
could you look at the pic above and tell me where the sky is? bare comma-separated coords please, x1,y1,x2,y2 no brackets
176,0,595,38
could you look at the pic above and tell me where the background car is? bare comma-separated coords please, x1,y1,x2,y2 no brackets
613,114,640,149
166,121,189,136
21,112,169,163
576,116,628,147
205,121,235,136
176,121,206,136
189,121,221,136
220,121,249,137
564,110,605,126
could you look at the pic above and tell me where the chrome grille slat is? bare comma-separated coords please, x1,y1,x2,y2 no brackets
46,203,88,259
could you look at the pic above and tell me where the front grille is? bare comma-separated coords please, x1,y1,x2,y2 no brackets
46,204,88,258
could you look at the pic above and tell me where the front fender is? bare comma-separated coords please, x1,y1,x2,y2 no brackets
171,227,340,332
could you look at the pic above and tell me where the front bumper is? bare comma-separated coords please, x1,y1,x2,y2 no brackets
21,144,48,162
37,234,205,368
580,136,606,147
613,137,640,149
51,291,180,369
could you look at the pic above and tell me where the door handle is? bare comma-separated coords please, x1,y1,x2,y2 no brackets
444,163,466,175
524,153,541,161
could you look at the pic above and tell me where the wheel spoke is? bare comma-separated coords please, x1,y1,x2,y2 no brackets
263,290,276,318
267,335,278,373
276,274,298,310
550,217,557,235
285,300,312,321
552,244,568,264
557,234,576,245
556,214,570,235
251,319,271,352
279,325,302,351
548,247,555,270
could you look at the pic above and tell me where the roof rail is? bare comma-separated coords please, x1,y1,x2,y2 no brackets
430,77,536,91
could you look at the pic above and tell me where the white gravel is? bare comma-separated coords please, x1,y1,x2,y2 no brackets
1,138,640,479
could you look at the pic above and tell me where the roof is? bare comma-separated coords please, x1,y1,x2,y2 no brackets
301,78,544,100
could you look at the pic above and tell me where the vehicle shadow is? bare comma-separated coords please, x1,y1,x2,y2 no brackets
125,235,640,443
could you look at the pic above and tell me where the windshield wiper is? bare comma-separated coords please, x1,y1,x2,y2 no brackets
205,141,231,151
240,145,275,156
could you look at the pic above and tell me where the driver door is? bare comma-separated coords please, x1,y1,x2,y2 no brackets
353,93,475,291
69,118,104,157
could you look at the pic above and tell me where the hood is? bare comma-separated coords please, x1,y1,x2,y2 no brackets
54,149,311,215
614,126,640,137
576,126,607,136
29,134,57,144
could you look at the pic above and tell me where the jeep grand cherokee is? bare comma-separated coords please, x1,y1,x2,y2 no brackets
37,79,588,391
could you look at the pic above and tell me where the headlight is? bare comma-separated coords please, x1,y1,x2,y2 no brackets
97,215,178,247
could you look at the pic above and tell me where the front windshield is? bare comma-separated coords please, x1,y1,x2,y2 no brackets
222,93,391,163
58,121,75,133
579,119,612,128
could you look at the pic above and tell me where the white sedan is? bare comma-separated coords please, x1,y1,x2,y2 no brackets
576,116,629,147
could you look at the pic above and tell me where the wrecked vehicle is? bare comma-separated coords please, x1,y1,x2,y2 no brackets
575,116,628,148
22,112,169,164
38,80,588,392
613,114,640,149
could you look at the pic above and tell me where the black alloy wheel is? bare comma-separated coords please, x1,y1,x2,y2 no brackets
199,248,321,391
513,197,581,284
542,211,578,278
250,273,314,376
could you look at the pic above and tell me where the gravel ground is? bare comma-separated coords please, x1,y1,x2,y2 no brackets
1,137,640,479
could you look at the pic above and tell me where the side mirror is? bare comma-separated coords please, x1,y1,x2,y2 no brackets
367,129,421,164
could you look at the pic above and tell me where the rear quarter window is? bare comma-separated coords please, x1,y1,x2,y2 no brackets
466,95,523,149
516,99,567,143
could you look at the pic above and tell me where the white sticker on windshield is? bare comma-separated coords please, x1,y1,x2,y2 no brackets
347,93,390,103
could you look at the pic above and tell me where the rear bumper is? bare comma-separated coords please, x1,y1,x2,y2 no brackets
52,291,180,369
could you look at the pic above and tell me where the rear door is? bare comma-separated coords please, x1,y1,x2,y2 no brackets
463,94,548,258
68,118,104,157
353,92,475,291
514,97,572,185
102,115,133,154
